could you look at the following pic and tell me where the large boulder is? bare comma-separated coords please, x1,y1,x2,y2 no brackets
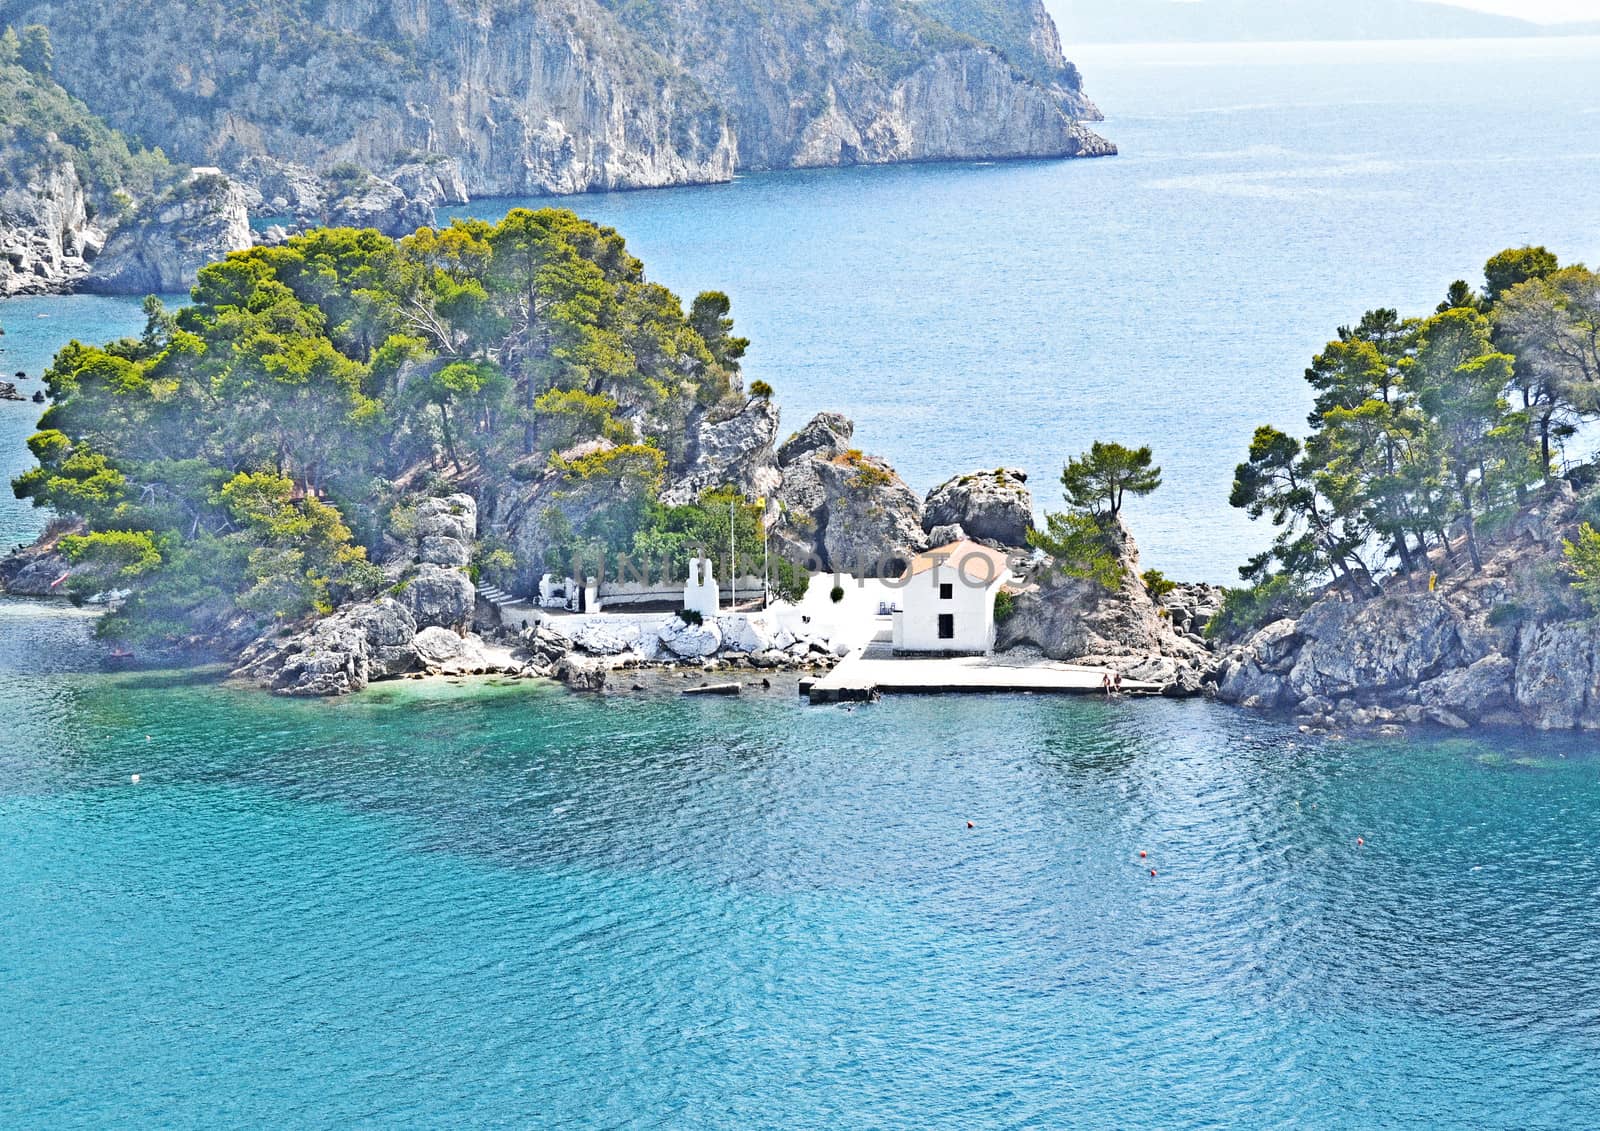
401,564,476,631
778,412,853,465
813,454,927,576
718,615,775,655
1515,621,1600,730
1419,654,1516,723
1216,655,1291,710
661,397,783,506
568,618,645,656
84,171,252,294
923,468,1034,548
418,535,471,568
1000,521,1159,657
415,495,477,544
0,547,71,597
232,597,419,697
659,616,723,658
1286,594,1468,701
771,415,926,576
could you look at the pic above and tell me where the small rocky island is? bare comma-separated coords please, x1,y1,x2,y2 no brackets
1,208,1215,702
9,206,1596,734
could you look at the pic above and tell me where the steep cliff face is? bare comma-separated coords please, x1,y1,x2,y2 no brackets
1,0,1110,200
605,0,1111,171
81,171,252,295
1,0,734,196
0,152,100,295
0,45,169,294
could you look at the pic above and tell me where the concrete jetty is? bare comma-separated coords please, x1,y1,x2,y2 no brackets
807,640,1163,704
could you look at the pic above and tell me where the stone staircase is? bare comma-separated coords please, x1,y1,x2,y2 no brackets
477,583,534,617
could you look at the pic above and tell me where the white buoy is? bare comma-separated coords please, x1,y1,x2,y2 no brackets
130,774,141,784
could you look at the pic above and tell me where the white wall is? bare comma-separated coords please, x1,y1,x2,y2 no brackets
892,562,1000,654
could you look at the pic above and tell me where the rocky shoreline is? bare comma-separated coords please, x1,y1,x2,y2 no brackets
21,419,1600,732
1215,488,1600,734
3,407,1229,702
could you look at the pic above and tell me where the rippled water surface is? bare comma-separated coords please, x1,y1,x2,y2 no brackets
3,599,1600,1127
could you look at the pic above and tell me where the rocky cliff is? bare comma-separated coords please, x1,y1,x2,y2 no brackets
1215,488,1600,733
0,152,100,296
998,518,1218,694
80,170,252,295
1,0,1110,203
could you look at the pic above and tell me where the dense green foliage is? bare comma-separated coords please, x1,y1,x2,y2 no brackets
1563,523,1600,616
1029,442,1158,591
1059,441,1162,517
0,25,175,208
14,211,759,639
1225,247,1600,634
1141,568,1177,601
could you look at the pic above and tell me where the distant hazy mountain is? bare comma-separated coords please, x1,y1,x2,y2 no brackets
1048,0,1596,42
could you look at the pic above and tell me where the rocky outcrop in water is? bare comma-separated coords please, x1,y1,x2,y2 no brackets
81,171,252,295
771,413,927,576
1214,489,1600,732
233,597,421,697
923,468,1034,548
8,0,1111,202
232,493,482,695
998,519,1216,695
0,538,70,597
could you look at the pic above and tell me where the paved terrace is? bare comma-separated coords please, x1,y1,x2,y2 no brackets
807,638,1164,704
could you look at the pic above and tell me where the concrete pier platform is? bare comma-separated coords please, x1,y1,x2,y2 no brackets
806,643,1163,704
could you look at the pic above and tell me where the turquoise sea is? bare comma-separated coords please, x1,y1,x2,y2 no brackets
5,38,1600,1128
3,600,1600,1127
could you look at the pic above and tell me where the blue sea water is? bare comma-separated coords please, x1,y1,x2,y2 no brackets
443,36,1600,583
5,38,1600,1128
2,600,1599,1128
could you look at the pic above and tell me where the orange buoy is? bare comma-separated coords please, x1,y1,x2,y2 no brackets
1139,850,1147,859
1149,869,1157,877
1357,837,1365,847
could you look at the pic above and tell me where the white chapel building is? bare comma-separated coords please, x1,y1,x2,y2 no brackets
891,540,1012,656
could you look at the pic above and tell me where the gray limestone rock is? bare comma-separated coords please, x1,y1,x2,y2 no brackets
232,597,419,697
923,468,1034,548
1418,654,1515,723
400,565,476,632
83,171,252,294
661,397,782,507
